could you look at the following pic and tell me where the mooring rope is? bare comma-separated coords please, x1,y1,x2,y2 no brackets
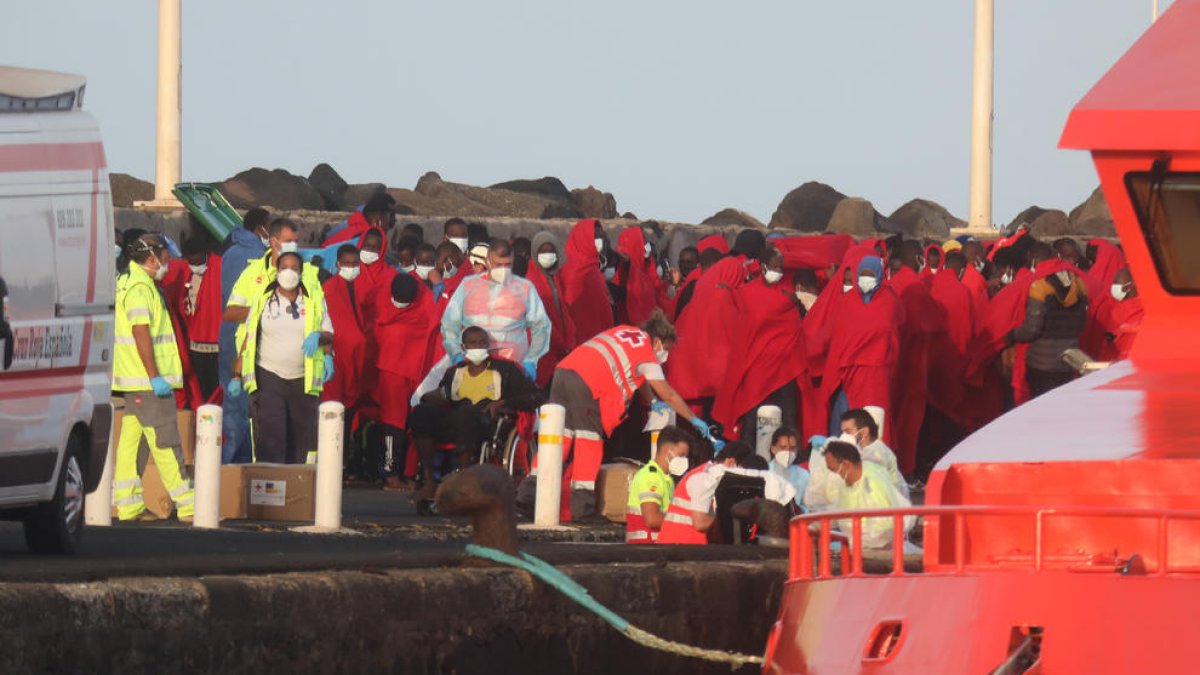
464,544,765,670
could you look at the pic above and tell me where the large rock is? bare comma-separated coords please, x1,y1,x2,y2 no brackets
1004,206,1052,233
701,208,765,230
489,177,573,202
218,168,324,211
1027,209,1071,237
408,172,582,219
109,173,153,208
308,163,348,211
888,199,965,241
768,182,848,231
343,183,390,210
570,186,619,220
1067,187,1116,237
825,197,886,237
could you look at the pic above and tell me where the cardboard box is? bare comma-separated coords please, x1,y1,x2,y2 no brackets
178,410,195,466
596,461,641,524
220,463,316,522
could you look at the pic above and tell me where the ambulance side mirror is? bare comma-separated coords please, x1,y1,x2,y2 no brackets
0,276,11,370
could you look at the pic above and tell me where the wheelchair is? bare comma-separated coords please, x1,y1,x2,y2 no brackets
414,404,536,516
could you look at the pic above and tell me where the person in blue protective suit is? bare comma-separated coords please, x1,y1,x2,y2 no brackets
218,207,270,463
440,238,551,380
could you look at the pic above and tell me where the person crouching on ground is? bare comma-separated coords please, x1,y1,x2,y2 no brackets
625,426,692,544
409,326,538,502
230,252,334,464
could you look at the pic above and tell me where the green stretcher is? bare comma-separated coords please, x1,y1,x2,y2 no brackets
172,183,242,242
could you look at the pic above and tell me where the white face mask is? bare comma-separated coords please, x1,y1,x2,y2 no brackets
668,455,689,477
399,264,416,273
114,244,122,258
655,348,669,365
644,242,652,257
774,450,796,467
360,250,380,265
489,266,511,284
974,260,986,272
277,269,301,290
444,263,458,278
857,275,877,294
538,252,558,269
1111,283,1129,301
464,348,489,365
831,465,849,488
604,267,616,281
189,263,208,275
259,234,270,247
278,241,299,254
842,283,853,294
796,290,818,309
763,270,784,285
449,237,469,253
838,432,861,449
391,298,411,309
338,265,360,282
415,264,434,280
152,258,169,281
656,265,664,278
594,238,605,253
1000,271,1014,285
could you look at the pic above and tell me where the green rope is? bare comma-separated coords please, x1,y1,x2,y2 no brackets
465,544,765,669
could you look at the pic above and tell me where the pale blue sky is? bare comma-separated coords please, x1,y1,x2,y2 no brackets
3,1,1154,225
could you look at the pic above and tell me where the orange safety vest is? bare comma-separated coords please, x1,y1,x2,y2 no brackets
558,325,658,434
656,463,713,545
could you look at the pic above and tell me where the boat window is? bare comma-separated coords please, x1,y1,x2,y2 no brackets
1126,172,1200,294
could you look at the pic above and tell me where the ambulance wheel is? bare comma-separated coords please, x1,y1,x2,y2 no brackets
24,434,86,554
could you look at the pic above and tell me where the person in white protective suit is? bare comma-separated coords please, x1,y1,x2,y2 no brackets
822,440,914,549
839,407,909,501
440,238,551,381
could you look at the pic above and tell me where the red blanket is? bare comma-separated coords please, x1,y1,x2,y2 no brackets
773,234,853,272
668,258,746,400
1087,239,1125,288
615,227,661,326
526,263,577,387
321,274,368,407
926,269,976,426
559,219,614,343
373,282,437,428
711,276,808,440
887,266,944,472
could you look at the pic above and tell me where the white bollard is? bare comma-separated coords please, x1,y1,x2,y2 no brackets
192,404,223,529
534,404,566,528
84,409,117,527
643,401,674,461
864,405,886,440
755,405,782,461
313,401,345,530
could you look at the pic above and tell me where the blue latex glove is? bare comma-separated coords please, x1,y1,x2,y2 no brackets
808,434,829,449
302,331,322,358
711,438,727,454
649,400,671,415
689,416,712,438
522,360,537,380
452,353,465,366
323,354,335,384
150,376,173,398
226,378,243,398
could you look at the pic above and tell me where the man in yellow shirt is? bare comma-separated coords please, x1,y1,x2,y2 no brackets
410,327,538,500
625,426,692,543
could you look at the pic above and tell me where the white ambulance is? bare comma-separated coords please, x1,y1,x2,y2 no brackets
0,66,115,552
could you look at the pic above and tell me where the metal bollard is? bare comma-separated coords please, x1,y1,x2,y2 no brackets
643,401,674,461
534,404,566,527
84,408,117,527
192,404,223,529
314,401,345,530
755,405,782,461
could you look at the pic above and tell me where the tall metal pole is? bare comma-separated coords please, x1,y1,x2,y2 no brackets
967,0,994,231
153,0,182,203
1153,0,1159,22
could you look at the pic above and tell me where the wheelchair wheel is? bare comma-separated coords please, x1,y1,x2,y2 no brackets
501,423,528,480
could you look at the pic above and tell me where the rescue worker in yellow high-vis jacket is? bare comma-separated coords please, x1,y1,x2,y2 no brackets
112,233,195,522
229,251,333,464
222,218,327,463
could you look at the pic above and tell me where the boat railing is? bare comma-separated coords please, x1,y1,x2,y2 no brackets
790,504,1200,580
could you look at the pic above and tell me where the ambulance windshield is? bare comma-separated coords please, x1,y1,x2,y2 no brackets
1126,172,1200,294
